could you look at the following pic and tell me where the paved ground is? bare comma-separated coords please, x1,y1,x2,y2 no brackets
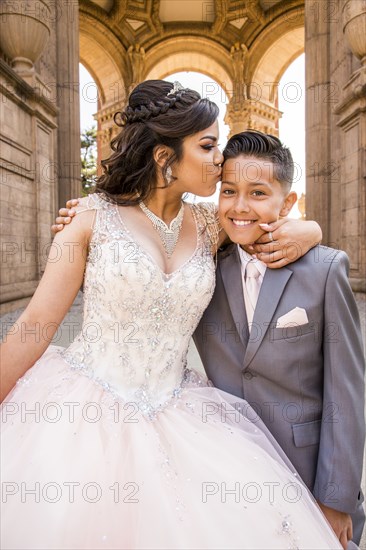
1,292,366,547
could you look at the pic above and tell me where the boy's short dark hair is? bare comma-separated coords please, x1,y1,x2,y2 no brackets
223,130,294,191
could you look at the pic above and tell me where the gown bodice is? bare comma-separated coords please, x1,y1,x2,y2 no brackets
62,193,219,417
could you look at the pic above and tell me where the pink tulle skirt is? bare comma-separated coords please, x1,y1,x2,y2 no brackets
1,346,341,549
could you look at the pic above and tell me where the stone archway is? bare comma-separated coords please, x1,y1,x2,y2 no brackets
249,27,304,106
143,37,234,98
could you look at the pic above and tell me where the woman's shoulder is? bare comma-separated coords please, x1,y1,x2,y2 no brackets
72,192,109,214
62,193,114,241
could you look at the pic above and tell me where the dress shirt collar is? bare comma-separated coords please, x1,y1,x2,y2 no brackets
237,244,267,278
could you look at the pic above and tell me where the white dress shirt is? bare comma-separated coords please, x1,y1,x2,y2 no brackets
237,245,267,325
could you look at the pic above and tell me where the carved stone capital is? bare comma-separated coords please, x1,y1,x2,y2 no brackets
95,103,123,157
98,126,113,146
230,43,248,68
95,103,122,125
225,98,281,136
230,42,248,95
127,44,146,91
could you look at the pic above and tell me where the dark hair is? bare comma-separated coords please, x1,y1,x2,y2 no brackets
223,130,294,191
95,80,219,205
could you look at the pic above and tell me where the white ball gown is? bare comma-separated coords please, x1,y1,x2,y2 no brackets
1,194,342,549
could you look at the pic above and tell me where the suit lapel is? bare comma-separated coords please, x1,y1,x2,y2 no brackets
219,245,249,347
244,266,293,367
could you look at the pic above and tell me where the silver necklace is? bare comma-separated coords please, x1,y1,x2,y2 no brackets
139,201,185,258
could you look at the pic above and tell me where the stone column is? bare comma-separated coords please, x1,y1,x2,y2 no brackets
225,43,247,135
334,0,366,291
305,0,332,244
56,0,81,207
225,43,281,136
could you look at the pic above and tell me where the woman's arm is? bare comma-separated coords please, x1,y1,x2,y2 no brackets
214,216,322,268
53,202,322,269
0,210,94,402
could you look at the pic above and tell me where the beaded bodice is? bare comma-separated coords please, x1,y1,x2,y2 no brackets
62,194,219,417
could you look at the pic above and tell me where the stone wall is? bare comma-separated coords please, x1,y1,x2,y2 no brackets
0,0,81,314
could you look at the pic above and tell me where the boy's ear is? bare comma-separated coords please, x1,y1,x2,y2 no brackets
153,145,173,168
279,191,297,217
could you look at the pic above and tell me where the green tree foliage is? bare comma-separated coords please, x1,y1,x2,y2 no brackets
81,126,97,195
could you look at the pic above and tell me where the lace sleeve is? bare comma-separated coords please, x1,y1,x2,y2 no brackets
191,202,221,250
71,193,105,231
72,193,102,214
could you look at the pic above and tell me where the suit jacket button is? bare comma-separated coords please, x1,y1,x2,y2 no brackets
243,370,253,380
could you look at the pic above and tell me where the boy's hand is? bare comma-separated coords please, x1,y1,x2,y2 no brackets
51,199,80,233
250,218,322,269
317,502,353,549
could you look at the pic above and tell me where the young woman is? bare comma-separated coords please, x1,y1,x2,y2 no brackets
0,80,342,549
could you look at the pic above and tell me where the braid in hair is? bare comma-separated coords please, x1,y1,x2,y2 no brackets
115,88,191,126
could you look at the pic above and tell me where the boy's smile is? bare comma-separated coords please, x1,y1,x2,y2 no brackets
219,155,297,249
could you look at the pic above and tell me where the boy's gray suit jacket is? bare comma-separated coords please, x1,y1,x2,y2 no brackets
193,244,365,540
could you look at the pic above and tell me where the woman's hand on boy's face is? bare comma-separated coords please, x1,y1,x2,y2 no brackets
250,218,322,269
51,199,80,233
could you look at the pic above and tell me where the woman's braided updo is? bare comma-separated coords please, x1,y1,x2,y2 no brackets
95,80,219,206
117,86,189,125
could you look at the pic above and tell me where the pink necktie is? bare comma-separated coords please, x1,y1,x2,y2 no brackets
244,260,261,326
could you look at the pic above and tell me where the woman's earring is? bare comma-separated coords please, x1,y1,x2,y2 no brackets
166,165,173,185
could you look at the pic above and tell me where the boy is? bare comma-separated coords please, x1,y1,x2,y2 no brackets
193,130,365,548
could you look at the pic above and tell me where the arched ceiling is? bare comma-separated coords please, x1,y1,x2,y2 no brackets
143,37,233,94
80,0,304,105
81,0,304,51
87,0,285,19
